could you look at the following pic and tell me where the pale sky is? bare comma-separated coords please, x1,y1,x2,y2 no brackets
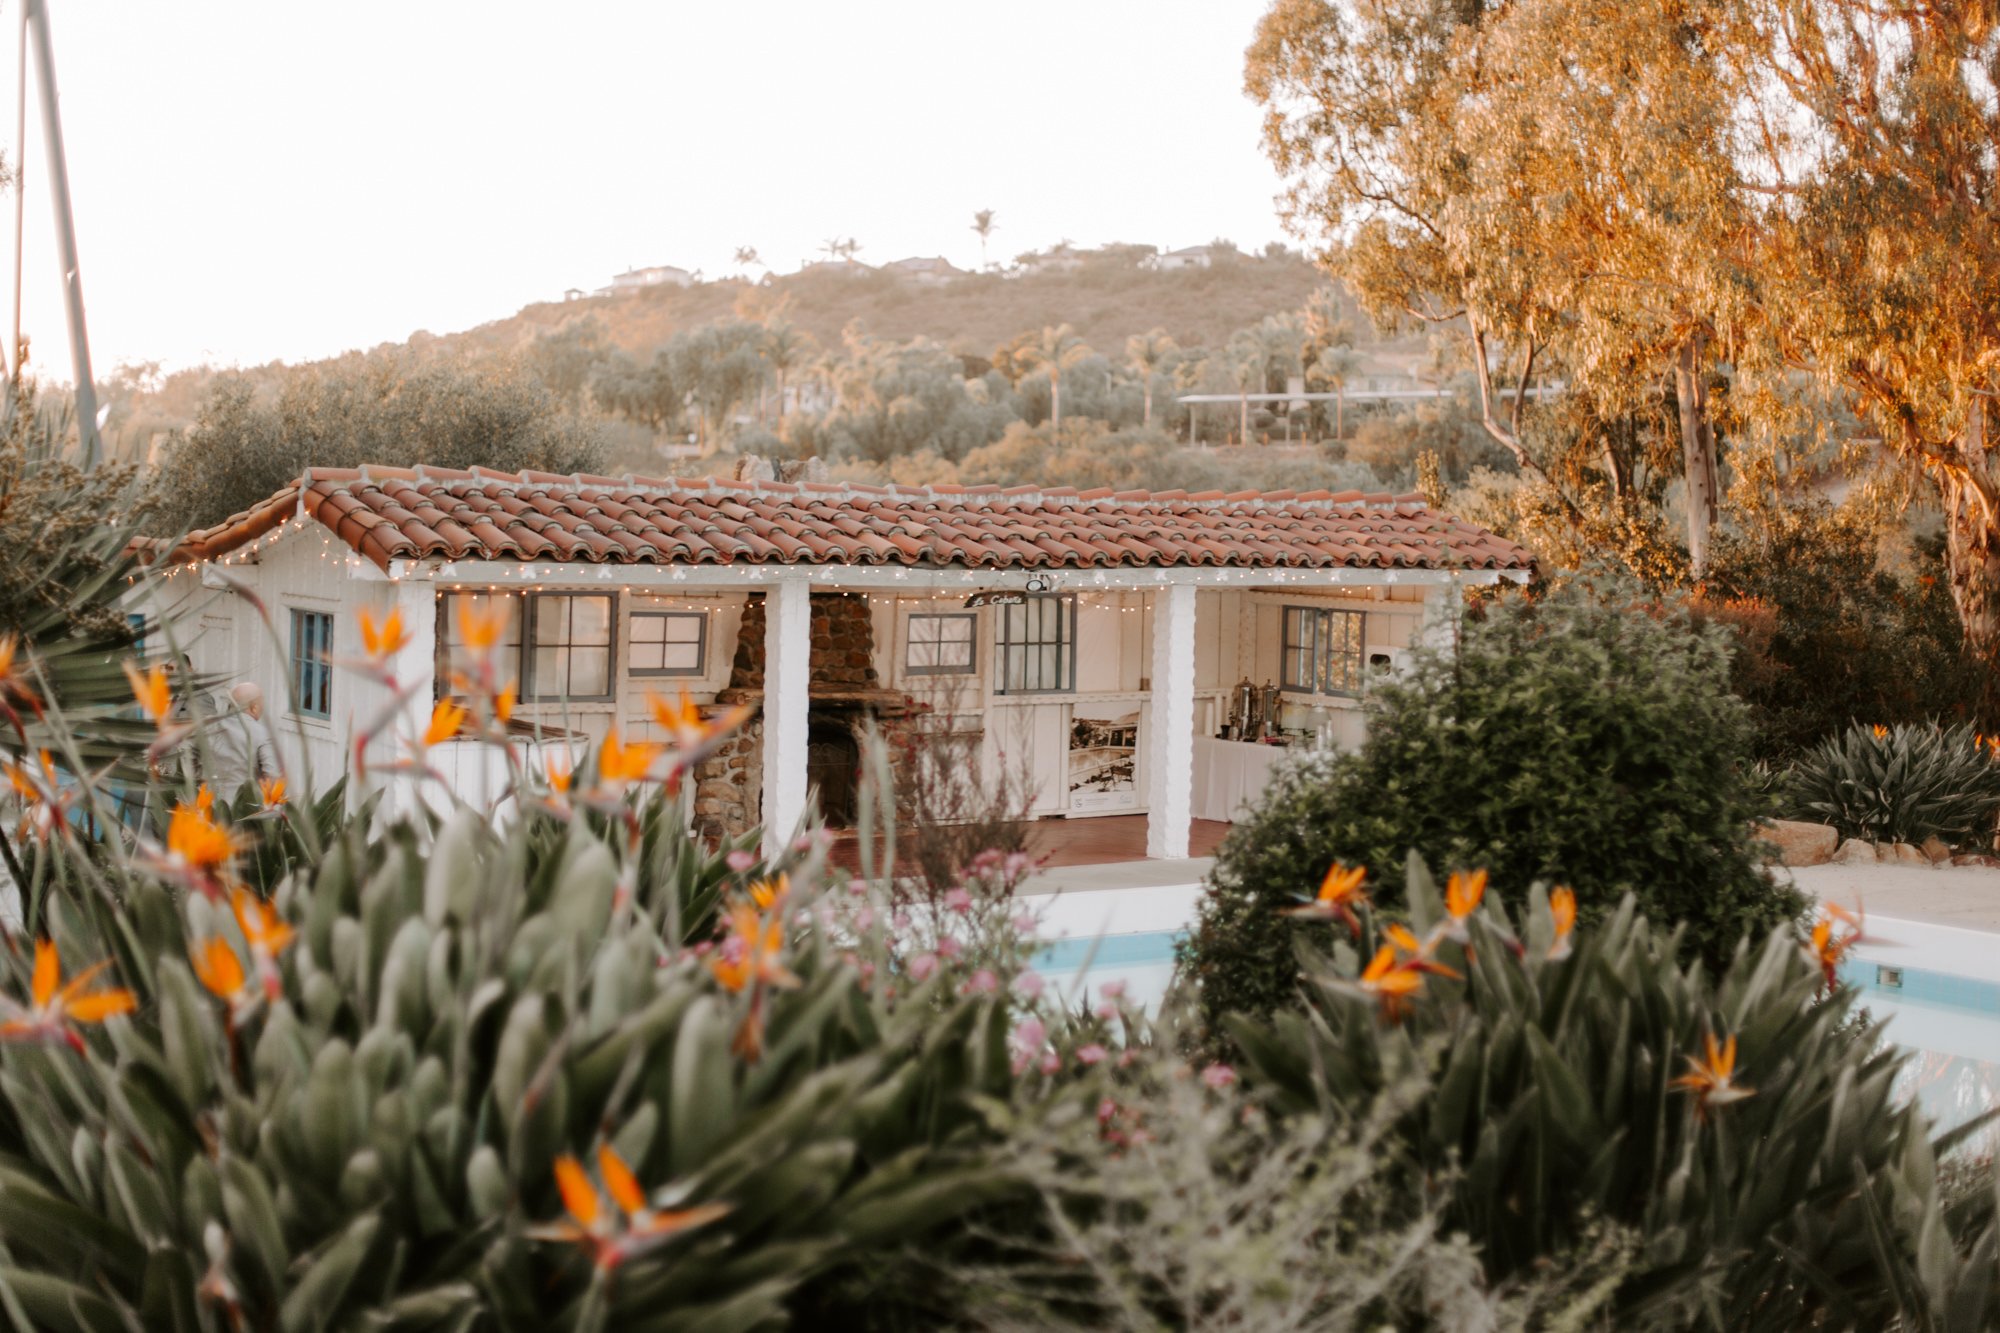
12,0,1290,378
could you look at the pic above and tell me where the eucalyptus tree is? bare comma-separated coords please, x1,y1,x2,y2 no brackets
1125,328,1180,429
1246,0,1751,570
1725,0,2000,694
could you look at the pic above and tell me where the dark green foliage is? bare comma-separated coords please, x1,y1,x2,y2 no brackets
150,350,605,529
1699,507,1985,758
1788,721,2000,849
1228,860,2000,1330
1179,580,1803,1034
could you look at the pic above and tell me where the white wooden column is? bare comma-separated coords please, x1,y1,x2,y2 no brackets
760,578,812,853
1145,582,1197,859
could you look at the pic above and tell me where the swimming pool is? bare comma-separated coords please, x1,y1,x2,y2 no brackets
1036,925,2000,1144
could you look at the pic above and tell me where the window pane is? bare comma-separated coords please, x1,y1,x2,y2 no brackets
661,642,700,671
910,641,939,668
663,615,701,643
570,647,610,697
632,616,666,645
571,596,612,645
532,645,563,694
940,618,972,644
939,639,971,668
631,640,665,672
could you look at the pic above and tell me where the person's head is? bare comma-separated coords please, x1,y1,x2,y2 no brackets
229,681,264,720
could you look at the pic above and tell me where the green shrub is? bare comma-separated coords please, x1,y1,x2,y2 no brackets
1179,579,1802,1034
1227,859,2000,1330
1787,720,2000,849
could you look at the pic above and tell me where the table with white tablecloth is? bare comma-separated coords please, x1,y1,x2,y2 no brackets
1190,737,1291,822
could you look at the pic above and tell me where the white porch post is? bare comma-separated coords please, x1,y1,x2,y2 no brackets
1145,582,1196,859
760,577,811,854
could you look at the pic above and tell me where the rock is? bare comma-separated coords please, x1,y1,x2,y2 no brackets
1757,820,1840,867
1831,838,1879,866
1888,842,1931,867
1921,837,1953,865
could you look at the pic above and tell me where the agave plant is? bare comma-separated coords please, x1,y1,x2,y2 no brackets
1227,857,2000,1331
1787,721,2000,849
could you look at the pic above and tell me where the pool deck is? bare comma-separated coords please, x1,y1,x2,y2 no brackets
1788,863,2000,932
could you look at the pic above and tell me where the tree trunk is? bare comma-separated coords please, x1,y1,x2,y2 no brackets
1940,405,2000,717
1143,381,1153,429
1239,391,1249,447
1051,369,1061,444
776,368,786,421
1674,333,1722,577
1336,385,1345,441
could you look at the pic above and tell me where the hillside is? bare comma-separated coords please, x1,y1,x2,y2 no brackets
429,251,1341,364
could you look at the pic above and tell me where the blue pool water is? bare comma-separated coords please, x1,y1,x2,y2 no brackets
1038,930,2000,1144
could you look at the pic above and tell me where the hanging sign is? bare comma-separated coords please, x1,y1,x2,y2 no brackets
963,591,1026,608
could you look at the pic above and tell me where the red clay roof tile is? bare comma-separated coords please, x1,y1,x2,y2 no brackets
141,467,1536,576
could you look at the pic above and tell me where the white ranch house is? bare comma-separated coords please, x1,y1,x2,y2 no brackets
143,467,1532,858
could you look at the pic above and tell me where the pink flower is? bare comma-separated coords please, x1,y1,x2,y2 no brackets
1201,1062,1237,1091
851,906,874,932
847,878,868,897
793,834,816,853
1009,1017,1048,1074
1118,1049,1141,1069
907,953,939,983
1039,1049,1061,1076
1011,911,1039,935
1076,1043,1108,1065
1100,980,1126,1000
1013,971,1045,999
1096,1097,1119,1126
937,936,963,959
725,850,757,872
891,911,911,932
1093,1002,1119,1020
943,887,972,914
1004,851,1035,881
961,969,999,996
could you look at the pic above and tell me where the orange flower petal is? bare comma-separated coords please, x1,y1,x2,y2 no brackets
192,938,247,998
597,1144,646,1217
65,989,136,1024
554,1155,600,1230
30,939,57,1009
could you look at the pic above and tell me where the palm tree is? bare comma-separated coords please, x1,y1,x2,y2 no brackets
733,246,761,277
1310,344,1363,440
1018,324,1090,444
971,209,998,271
833,237,862,263
761,319,811,421
1226,330,1266,446
819,238,843,263
1125,328,1179,430
1257,315,1308,441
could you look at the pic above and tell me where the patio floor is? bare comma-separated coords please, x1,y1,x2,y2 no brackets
829,814,1231,874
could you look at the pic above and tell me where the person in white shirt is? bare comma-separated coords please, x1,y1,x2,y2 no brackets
208,682,278,798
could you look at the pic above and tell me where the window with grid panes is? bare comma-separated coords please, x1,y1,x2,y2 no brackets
628,610,706,677
525,593,616,700
905,613,976,675
993,595,1075,694
289,609,334,718
1279,605,1365,696
435,591,524,698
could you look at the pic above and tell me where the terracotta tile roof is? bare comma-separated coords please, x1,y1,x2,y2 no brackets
142,465,1535,575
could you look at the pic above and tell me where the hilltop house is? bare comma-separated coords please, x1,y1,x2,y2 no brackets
883,256,967,286
142,468,1531,858
1147,245,1217,271
610,265,694,293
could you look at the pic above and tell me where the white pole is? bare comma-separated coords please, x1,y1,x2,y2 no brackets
760,579,811,855
24,0,97,464
1145,583,1196,859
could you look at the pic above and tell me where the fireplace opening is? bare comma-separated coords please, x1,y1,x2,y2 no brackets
806,721,862,828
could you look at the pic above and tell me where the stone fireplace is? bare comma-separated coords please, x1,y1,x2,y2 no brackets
690,591,916,841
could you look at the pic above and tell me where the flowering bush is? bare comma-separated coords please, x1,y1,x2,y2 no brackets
1226,857,2000,1330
